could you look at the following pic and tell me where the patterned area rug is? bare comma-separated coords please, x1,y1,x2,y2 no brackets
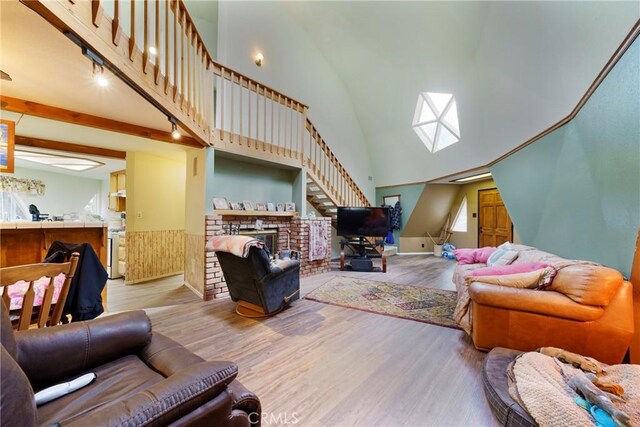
305,276,460,329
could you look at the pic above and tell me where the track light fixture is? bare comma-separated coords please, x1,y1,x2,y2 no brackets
92,62,108,87
169,117,181,140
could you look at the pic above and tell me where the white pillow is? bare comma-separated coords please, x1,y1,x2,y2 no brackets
491,250,519,266
487,242,511,266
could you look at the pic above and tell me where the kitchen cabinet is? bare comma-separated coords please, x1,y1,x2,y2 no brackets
109,170,126,212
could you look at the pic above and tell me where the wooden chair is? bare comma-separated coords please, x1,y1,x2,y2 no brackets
0,253,79,330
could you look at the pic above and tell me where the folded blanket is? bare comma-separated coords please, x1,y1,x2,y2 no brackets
509,352,640,427
206,235,264,258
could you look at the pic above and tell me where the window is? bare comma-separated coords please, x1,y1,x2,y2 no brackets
412,92,460,152
451,197,467,232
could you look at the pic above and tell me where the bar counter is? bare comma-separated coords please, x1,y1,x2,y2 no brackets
0,222,108,268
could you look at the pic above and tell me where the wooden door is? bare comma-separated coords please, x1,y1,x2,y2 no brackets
478,188,512,247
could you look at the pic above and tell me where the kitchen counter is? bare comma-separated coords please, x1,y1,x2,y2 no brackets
0,221,107,229
0,224,108,269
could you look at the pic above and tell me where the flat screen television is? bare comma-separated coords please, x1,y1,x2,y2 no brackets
337,207,391,237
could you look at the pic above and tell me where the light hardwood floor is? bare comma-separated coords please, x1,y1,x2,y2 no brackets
108,256,497,427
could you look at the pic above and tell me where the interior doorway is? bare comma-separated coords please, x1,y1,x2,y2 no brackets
478,188,513,247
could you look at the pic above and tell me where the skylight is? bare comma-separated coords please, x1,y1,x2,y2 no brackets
14,150,104,172
412,92,460,152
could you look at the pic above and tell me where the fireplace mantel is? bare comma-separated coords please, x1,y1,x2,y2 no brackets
213,210,298,218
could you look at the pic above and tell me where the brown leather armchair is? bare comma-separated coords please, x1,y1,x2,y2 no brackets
0,304,261,426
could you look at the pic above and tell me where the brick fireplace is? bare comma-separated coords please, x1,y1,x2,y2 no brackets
204,214,331,300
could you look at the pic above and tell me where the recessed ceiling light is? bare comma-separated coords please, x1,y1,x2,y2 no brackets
452,172,492,183
15,150,104,172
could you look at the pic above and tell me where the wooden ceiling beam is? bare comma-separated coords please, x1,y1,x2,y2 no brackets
0,96,204,149
15,135,126,159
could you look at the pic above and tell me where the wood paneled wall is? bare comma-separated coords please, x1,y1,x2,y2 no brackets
184,233,205,297
125,230,184,284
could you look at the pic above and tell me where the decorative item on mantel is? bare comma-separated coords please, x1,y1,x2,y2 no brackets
213,197,230,210
285,202,296,212
267,203,275,212
230,202,242,211
276,203,284,212
255,203,267,211
242,200,254,211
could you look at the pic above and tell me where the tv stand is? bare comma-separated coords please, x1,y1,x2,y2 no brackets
339,237,386,273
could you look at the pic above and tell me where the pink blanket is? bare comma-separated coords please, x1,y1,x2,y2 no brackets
8,273,66,310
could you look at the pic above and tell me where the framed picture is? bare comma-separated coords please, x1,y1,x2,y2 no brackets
230,202,242,210
242,200,254,211
0,120,15,174
255,202,267,211
213,197,230,210
255,219,263,230
383,195,400,206
276,203,284,212
267,202,275,211
285,202,296,212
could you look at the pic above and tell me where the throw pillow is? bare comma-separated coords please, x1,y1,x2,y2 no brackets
491,250,519,266
453,247,496,265
486,242,510,266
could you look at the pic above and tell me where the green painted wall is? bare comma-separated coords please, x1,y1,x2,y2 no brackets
491,37,640,278
207,154,300,212
375,183,426,250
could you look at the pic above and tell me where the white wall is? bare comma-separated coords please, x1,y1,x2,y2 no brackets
7,167,102,218
217,1,375,202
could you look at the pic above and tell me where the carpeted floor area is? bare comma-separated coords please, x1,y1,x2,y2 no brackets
304,275,460,329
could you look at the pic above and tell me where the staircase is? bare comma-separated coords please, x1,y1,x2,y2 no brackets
306,177,339,225
30,0,372,218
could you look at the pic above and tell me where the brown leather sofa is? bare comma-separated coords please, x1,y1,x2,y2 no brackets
467,264,634,365
0,304,261,426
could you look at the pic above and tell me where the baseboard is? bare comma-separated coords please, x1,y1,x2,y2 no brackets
397,252,434,256
124,271,184,285
183,280,204,299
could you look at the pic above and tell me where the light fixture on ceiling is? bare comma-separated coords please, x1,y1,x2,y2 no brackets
452,172,492,183
14,150,104,172
92,62,108,87
149,46,158,56
169,117,181,140
254,52,264,67
82,45,108,87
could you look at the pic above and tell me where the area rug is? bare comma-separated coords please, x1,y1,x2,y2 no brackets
305,276,460,329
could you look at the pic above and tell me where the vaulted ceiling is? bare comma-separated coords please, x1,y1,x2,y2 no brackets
283,1,640,186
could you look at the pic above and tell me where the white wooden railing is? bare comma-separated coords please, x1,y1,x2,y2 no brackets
24,0,370,207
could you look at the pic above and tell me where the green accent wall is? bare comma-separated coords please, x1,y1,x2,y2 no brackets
375,183,426,249
491,37,640,278
206,152,301,213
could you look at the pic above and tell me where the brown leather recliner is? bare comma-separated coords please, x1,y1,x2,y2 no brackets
0,304,261,426
468,264,634,365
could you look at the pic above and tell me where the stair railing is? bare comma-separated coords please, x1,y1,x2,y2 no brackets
32,0,370,207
